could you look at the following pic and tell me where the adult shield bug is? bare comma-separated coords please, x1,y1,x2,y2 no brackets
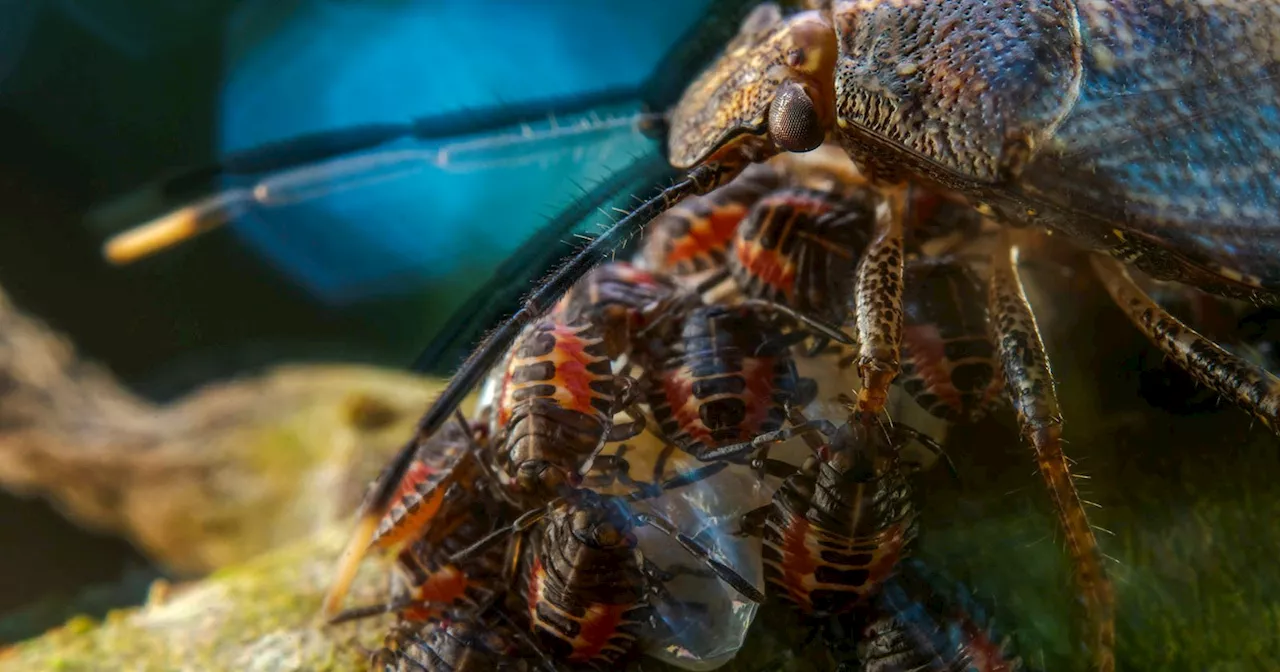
97,3,1280,670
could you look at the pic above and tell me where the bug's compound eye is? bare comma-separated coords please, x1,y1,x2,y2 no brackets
769,81,826,153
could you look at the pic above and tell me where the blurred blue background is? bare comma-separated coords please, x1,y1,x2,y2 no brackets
220,0,708,304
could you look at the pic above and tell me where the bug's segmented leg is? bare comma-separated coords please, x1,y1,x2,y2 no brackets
603,378,648,443
989,243,1114,672
737,298,856,345
887,424,959,480
325,594,416,627
448,503,552,568
623,461,731,503
635,510,766,604
1091,254,1280,431
851,189,906,419
697,419,838,462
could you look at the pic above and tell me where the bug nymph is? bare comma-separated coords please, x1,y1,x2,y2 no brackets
440,471,762,670
726,183,872,327
645,303,816,464
894,256,1004,424
372,615,549,672
855,558,1029,672
643,163,783,278
492,313,645,501
708,410,934,620
760,420,917,617
519,493,650,667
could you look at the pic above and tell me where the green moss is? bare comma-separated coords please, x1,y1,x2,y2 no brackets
2,527,391,672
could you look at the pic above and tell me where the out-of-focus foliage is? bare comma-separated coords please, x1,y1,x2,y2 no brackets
0,285,446,575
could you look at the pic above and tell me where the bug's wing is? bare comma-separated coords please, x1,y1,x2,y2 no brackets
1018,0,1280,293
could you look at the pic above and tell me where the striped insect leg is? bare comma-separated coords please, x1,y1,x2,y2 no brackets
851,190,906,418
989,244,1114,672
1091,254,1280,431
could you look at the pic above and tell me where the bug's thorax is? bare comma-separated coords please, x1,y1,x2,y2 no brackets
829,0,1082,188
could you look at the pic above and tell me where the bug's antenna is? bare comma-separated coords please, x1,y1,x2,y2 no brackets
95,89,653,264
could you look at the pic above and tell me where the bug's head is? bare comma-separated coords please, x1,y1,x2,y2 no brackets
668,8,837,172
569,495,637,551
819,421,893,487
515,459,577,498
